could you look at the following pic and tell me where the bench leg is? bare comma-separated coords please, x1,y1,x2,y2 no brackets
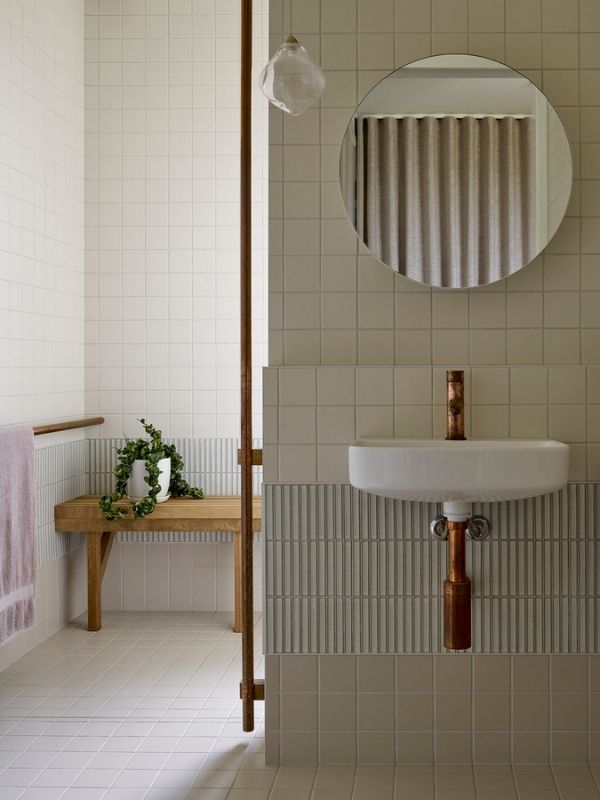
87,533,102,631
234,531,242,633
87,531,116,632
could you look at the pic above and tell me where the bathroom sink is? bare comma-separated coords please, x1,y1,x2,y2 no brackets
349,439,569,504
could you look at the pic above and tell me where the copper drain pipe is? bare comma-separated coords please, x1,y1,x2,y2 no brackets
444,520,471,650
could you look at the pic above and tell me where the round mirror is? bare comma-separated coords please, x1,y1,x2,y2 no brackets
339,54,573,289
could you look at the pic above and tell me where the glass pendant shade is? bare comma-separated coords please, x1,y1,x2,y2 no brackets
259,35,325,116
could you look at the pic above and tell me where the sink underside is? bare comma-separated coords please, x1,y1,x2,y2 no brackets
349,438,570,503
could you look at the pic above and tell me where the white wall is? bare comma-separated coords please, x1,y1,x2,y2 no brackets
0,0,88,670
84,0,268,440
0,0,85,426
83,0,268,615
1,0,269,655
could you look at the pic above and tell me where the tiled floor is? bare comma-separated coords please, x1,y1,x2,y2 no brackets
1,614,600,800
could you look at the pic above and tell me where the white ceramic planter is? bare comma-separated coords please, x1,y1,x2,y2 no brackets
127,457,171,502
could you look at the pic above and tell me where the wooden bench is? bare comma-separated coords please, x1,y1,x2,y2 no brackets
54,495,262,633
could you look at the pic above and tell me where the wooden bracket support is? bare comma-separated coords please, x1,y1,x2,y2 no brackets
237,448,262,466
240,678,265,702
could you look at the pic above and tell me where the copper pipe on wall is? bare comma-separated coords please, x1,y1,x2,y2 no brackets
444,520,471,650
239,0,257,733
441,371,472,648
33,417,105,436
446,370,466,441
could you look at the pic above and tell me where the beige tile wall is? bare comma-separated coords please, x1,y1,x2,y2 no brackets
266,653,600,765
263,483,600,656
264,364,600,482
265,0,600,766
269,0,600,386
267,0,600,481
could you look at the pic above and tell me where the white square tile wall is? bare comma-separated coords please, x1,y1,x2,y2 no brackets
84,0,269,439
0,0,86,425
102,539,263,614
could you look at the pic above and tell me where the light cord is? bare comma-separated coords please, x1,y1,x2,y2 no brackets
284,0,292,36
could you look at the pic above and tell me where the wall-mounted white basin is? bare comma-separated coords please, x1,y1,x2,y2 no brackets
349,439,570,504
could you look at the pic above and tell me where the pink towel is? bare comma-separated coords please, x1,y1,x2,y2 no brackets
0,425,35,645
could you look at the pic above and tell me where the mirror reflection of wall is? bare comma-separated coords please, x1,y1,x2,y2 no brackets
339,55,573,289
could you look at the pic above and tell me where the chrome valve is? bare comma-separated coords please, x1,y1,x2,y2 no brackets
429,514,490,541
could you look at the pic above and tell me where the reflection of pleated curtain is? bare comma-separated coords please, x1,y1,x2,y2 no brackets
355,115,535,288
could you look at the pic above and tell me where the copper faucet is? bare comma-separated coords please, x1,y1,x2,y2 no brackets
446,370,466,441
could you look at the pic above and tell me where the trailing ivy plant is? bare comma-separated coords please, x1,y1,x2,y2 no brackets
99,419,204,520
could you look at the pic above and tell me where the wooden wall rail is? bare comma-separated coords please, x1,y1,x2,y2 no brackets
33,417,105,436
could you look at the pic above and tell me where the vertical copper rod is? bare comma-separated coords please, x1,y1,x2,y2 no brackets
446,370,466,441
240,0,255,732
444,520,471,650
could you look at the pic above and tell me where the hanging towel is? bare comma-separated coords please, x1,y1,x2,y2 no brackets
0,425,35,645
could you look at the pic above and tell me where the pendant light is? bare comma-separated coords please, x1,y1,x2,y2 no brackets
259,0,325,116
